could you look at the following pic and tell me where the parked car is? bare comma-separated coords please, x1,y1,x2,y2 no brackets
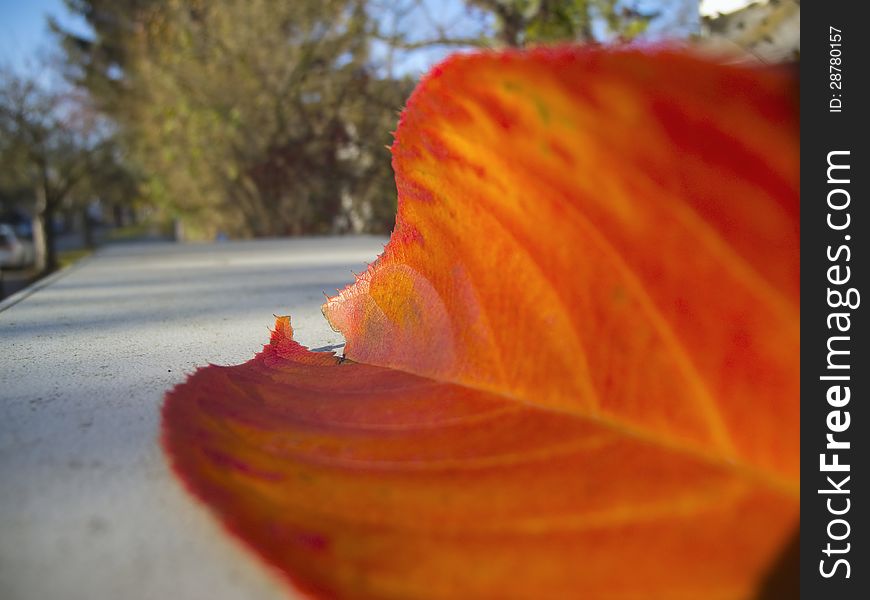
0,223,36,269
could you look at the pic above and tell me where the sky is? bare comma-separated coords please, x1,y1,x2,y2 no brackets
0,0,468,76
700,0,754,15
0,0,753,76
0,0,90,71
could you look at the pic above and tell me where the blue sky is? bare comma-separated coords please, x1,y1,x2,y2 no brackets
1,0,716,76
0,0,483,77
0,0,90,71
0,0,464,75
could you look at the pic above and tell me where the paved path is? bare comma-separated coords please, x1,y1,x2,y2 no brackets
0,236,386,600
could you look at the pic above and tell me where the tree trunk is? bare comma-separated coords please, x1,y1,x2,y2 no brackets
81,206,95,249
499,13,524,47
33,184,58,275
113,203,124,227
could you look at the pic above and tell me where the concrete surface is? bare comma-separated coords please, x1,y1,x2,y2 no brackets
0,236,387,600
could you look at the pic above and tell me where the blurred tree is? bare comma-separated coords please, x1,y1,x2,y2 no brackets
50,0,155,115
54,0,412,239
373,0,659,52
0,69,95,273
50,0,664,239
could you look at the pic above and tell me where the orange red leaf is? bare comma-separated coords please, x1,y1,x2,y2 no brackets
163,47,799,599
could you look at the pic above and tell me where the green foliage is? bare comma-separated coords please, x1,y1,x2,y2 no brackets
50,0,660,239
0,69,94,271
467,0,656,47
55,0,413,238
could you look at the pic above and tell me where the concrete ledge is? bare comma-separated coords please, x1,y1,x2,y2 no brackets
0,236,386,600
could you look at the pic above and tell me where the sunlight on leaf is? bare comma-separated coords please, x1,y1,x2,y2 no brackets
163,47,798,599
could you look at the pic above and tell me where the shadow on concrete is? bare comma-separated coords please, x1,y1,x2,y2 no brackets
1,278,354,342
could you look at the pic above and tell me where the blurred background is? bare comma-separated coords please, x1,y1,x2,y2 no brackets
1,0,798,296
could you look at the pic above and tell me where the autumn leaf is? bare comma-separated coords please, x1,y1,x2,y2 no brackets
163,47,799,599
